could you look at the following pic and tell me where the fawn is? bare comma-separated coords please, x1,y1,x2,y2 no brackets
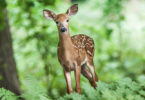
43,4,98,94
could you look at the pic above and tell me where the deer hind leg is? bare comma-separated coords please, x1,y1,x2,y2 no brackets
94,72,98,82
81,62,98,88
87,59,98,82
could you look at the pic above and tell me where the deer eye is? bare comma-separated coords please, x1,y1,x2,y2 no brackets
66,19,69,22
56,21,59,24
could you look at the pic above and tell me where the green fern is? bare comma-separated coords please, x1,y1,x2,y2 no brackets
0,77,144,100
59,78,145,100
0,88,18,100
21,75,49,100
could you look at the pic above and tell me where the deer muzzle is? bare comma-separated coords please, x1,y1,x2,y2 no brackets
60,27,67,33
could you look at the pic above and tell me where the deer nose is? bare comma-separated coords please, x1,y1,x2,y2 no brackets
60,27,67,32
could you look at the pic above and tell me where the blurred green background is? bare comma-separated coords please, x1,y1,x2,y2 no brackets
0,0,145,99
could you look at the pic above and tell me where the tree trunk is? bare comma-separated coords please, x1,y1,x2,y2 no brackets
0,9,21,95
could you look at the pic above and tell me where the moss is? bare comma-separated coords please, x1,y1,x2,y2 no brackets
2,63,7,68
0,75,3,81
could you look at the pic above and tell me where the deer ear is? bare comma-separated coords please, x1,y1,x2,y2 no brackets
66,4,78,16
43,10,56,20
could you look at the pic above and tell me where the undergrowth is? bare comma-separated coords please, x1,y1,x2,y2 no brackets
0,78,145,100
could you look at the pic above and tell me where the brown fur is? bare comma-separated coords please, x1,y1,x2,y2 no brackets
43,4,98,94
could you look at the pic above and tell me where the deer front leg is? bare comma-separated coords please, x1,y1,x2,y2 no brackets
63,69,73,94
74,65,81,94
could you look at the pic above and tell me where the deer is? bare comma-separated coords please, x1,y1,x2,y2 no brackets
43,4,98,94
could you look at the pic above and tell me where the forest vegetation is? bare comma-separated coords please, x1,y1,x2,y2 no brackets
0,0,145,100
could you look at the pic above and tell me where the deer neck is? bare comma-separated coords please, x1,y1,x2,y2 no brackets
58,30,73,50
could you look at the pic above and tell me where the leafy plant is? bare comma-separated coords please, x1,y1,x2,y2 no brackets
21,75,49,100
0,78,145,100
59,78,145,100
0,88,18,100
